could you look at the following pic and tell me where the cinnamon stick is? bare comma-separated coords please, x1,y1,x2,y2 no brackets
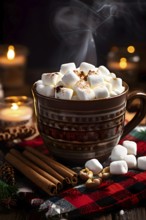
22,150,65,183
5,152,57,196
10,149,62,191
25,147,78,185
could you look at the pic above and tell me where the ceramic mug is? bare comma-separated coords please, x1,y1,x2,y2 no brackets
32,82,146,165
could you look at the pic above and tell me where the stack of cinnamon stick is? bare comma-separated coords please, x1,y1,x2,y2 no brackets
5,148,78,196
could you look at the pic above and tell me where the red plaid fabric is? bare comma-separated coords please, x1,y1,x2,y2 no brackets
17,128,146,218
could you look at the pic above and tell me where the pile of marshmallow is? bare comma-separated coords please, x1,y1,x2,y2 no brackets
110,140,146,174
35,62,125,100
79,140,146,189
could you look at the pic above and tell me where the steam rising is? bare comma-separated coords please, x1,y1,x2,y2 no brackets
52,0,146,66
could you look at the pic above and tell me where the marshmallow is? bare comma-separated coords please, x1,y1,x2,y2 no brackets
111,73,116,78
44,85,55,97
56,80,65,87
103,75,113,83
137,156,146,170
122,140,137,155
74,80,95,100
124,155,137,169
110,91,119,97
110,144,128,161
110,160,128,175
35,80,43,85
111,77,122,88
36,84,45,95
110,78,125,95
79,62,96,75
75,87,95,100
87,74,104,88
55,86,73,100
114,86,125,95
36,62,125,100
60,63,76,74
85,159,103,174
104,82,112,93
36,84,55,97
62,70,80,88
74,79,89,89
42,72,62,86
93,85,109,99
98,65,110,75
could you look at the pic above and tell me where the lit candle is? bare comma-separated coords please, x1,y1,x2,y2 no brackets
0,96,33,128
0,45,28,88
107,45,139,72
0,103,33,122
108,59,137,71
0,45,26,67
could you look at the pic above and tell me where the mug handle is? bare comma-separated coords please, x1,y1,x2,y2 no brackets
121,91,146,138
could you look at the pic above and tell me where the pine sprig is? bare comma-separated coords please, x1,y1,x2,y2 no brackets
138,129,146,135
131,128,146,141
0,179,17,201
0,179,18,209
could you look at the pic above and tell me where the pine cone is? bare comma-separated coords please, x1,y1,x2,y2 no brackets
0,162,15,186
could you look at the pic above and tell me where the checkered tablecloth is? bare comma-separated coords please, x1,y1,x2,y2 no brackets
14,126,146,219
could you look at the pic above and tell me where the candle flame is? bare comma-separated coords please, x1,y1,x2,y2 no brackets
119,57,127,69
11,103,19,110
127,45,135,53
7,45,15,60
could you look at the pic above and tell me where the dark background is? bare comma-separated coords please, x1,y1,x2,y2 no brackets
1,0,146,85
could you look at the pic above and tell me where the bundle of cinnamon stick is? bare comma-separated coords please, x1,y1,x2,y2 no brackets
5,148,78,196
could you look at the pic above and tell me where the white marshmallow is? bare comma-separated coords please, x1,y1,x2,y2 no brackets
122,140,137,155
75,87,95,100
104,82,112,93
60,63,76,74
111,77,122,88
55,87,73,100
110,91,118,97
42,72,62,86
124,155,137,169
103,75,113,82
110,78,125,95
44,85,55,97
74,80,95,100
74,80,89,89
137,156,146,170
114,86,125,95
62,70,80,88
56,80,65,87
87,74,104,88
93,85,109,99
110,160,128,174
35,79,43,85
98,65,110,75
36,84,45,95
36,84,55,97
111,73,116,78
79,62,96,75
36,62,126,100
85,158,103,174
110,144,128,161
